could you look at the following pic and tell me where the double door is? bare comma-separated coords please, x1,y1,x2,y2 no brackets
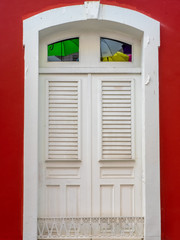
38,73,142,218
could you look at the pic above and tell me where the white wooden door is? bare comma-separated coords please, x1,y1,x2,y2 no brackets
38,73,142,218
38,74,91,217
91,74,142,217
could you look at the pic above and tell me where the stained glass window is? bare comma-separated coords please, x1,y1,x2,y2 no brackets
48,38,79,62
100,38,132,62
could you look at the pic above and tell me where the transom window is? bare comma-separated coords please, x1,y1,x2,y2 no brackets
47,37,132,62
48,38,79,62
100,38,132,62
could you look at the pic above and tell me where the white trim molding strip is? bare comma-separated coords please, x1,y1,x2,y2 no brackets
38,217,144,239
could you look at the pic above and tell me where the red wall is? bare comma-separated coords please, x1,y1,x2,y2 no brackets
0,0,180,239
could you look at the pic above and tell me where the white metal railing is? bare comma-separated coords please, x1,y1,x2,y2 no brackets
37,217,144,239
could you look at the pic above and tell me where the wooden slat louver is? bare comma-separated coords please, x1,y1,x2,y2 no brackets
48,80,79,160
102,80,133,160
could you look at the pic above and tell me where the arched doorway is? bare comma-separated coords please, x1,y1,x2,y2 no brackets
23,3,160,240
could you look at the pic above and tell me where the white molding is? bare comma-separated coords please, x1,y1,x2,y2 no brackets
84,1,100,19
23,2,160,240
39,67,142,74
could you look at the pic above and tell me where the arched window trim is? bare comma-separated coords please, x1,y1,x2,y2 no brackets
23,2,160,240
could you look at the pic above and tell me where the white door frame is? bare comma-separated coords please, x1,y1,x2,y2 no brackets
23,2,160,240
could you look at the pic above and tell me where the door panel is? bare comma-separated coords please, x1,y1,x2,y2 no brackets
38,73,142,218
91,74,142,217
38,74,91,217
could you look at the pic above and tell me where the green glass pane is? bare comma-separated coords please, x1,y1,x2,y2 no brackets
48,38,79,61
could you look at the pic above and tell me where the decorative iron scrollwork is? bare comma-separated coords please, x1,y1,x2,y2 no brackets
38,217,144,239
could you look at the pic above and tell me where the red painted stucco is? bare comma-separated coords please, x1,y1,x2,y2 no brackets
0,0,180,239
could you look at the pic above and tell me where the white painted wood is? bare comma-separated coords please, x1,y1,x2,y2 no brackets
100,185,114,217
39,67,142,74
39,73,142,225
46,167,80,179
47,77,80,160
120,185,134,216
66,185,80,216
38,74,91,220
101,78,134,160
142,35,161,240
91,74,142,219
46,185,61,216
100,167,134,179
23,3,160,240
23,31,39,240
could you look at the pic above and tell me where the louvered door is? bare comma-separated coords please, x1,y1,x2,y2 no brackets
91,74,142,217
38,74,91,218
38,73,142,219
